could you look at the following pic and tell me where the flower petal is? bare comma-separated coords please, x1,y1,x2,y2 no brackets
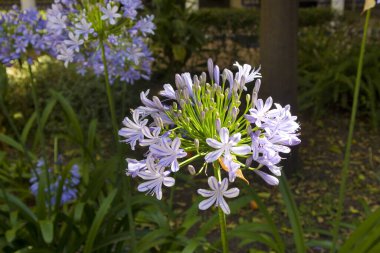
199,195,217,210
255,170,279,185
197,189,215,197
163,176,175,187
231,145,251,155
205,149,224,163
208,176,219,191
217,195,231,215
219,127,229,144
206,138,223,149
224,187,240,198
220,178,229,192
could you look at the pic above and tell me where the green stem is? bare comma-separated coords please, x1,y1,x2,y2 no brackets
99,40,119,142
28,63,52,216
213,162,229,253
330,9,371,253
99,40,136,252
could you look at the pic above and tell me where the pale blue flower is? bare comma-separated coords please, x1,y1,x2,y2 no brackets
119,110,149,150
149,138,187,172
246,97,273,127
126,158,146,177
198,176,239,215
254,170,279,186
64,32,84,52
137,157,175,200
101,3,122,25
74,18,94,40
159,84,176,100
56,45,75,67
233,61,262,85
205,127,251,162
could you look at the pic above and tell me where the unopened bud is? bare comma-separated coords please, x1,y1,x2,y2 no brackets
188,165,196,175
153,115,164,128
201,111,206,120
252,79,261,107
231,107,238,121
214,65,220,85
246,94,251,104
200,72,207,84
215,118,221,132
207,58,214,82
194,139,199,151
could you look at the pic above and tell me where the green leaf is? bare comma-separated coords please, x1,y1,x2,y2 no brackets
39,219,54,244
87,119,97,154
247,186,285,253
136,228,171,253
74,202,85,223
5,228,17,243
33,97,57,148
339,208,380,253
0,133,36,160
51,90,84,144
21,112,36,144
172,44,186,62
0,191,37,223
181,237,203,253
279,174,306,253
83,189,117,253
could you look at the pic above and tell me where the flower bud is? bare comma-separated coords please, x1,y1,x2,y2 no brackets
246,94,251,104
207,58,214,82
200,72,207,84
201,111,206,120
188,165,196,175
214,65,220,85
252,79,261,107
231,107,238,121
215,118,221,132
153,115,164,128
194,139,199,151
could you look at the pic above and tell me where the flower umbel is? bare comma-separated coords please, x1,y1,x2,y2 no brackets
120,59,301,215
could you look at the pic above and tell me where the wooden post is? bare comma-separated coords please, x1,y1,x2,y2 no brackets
332,0,345,15
260,0,300,173
21,0,36,10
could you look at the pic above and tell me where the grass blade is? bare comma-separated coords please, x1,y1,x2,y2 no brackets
83,189,117,253
279,174,306,253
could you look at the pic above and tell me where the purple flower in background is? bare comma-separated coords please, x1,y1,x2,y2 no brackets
0,5,49,65
45,0,155,84
30,158,81,206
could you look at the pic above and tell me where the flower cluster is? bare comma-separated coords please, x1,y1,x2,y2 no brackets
119,59,300,214
0,5,48,66
46,0,155,83
30,157,80,206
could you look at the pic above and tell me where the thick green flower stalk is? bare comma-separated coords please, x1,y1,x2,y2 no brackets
119,59,301,251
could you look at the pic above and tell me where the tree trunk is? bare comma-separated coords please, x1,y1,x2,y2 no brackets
260,0,300,173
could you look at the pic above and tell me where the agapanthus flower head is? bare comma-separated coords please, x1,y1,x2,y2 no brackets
46,0,155,83
0,5,48,66
30,158,80,206
119,59,301,214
